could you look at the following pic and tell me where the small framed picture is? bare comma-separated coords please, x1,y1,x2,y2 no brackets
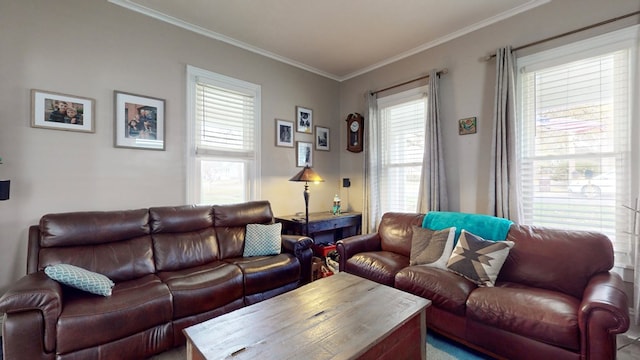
296,106,313,134
31,89,95,133
275,119,294,147
315,126,329,151
459,117,477,135
296,141,313,167
114,91,165,150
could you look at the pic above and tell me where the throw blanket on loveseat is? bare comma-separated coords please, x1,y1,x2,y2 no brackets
422,211,513,243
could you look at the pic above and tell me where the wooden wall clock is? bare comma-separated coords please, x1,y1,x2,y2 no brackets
346,113,364,153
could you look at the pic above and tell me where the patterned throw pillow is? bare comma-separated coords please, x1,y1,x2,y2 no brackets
44,264,115,296
446,230,514,287
409,226,456,269
243,223,282,257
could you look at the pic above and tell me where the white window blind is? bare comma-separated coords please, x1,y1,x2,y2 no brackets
517,26,637,266
195,82,256,157
186,66,261,205
377,88,427,213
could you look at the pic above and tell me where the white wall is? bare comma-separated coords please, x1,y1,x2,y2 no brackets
0,0,341,293
338,0,640,214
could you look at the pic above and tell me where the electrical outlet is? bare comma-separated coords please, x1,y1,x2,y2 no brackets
342,178,351,188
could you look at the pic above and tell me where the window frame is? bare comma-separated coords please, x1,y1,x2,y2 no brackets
516,25,639,267
375,86,428,214
186,65,261,204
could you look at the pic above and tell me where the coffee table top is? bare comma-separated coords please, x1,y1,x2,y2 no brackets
183,272,430,360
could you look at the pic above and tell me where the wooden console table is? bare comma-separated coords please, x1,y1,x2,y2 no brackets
275,211,362,244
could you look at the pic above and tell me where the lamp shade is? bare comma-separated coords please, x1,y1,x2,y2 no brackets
289,166,324,183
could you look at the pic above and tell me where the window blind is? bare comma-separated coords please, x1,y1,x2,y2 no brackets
378,91,427,213
195,81,255,159
518,26,636,266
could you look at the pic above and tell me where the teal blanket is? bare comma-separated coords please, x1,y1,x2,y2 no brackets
422,211,513,243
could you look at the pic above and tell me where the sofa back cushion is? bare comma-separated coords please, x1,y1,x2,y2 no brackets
499,225,614,298
378,213,425,257
37,209,155,281
213,201,274,259
150,205,218,271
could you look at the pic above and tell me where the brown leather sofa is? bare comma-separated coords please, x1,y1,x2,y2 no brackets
0,201,313,360
337,212,630,360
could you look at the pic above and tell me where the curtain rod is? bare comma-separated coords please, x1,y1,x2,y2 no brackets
370,68,448,96
485,10,640,60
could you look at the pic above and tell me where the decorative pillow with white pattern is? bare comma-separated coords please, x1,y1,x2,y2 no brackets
446,230,514,287
243,223,282,257
44,263,115,296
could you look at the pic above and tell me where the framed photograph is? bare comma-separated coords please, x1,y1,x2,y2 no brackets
315,126,329,151
296,141,313,167
31,89,95,133
296,106,313,133
459,117,477,135
114,91,165,150
275,119,294,147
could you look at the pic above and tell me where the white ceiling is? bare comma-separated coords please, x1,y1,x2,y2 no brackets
109,0,550,81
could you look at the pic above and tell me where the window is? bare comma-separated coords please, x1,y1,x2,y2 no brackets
376,88,427,213
517,26,638,266
186,66,261,204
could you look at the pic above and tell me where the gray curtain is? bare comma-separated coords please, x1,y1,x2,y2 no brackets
364,92,381,233
417,69,448,213
488,46,522,222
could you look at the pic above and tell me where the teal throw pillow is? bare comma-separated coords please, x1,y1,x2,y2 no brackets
243,223,282,257
44,263,115,296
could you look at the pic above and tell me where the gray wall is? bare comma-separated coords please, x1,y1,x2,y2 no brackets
0,0,341,293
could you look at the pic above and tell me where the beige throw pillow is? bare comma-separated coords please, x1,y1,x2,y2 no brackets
409,226,456,269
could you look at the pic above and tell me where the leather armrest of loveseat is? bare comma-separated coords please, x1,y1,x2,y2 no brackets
336,233,382,272
578,272,630,359
0,271,63,353
282,234,314,283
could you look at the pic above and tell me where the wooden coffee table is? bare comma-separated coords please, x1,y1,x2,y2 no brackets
183,272,430,360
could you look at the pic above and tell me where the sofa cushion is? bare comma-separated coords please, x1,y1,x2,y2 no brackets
466,284,581,351
226,253,299,295
395,265,476,316
500,225,614,299
447,230,514,287
38,236,156,282
243,223,282,257
152,228,219,271
56,274,172,354
44,264,114,296
378,213,425,257
409,226,455,269
345,251,409,286
157,261,244,319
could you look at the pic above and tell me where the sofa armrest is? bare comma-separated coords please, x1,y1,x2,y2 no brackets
281,234,314,284
336,233,382,272
0,271,63,353
578,272,630,359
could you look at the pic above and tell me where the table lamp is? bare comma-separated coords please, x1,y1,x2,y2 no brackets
289,165,324,236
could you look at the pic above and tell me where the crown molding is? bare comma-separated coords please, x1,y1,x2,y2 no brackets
109,0,550,82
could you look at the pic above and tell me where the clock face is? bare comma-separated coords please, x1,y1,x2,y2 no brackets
350,121,360,132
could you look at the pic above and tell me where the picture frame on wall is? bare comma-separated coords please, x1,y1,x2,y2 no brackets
114,91,165,150
296,141,313,167
31,89,95,133
296,106,313,134
315,126,329,151
458,117,477,135
275,119,294,147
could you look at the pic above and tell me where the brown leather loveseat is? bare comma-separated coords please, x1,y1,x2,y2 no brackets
0,201,313,360
337,212,630,360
